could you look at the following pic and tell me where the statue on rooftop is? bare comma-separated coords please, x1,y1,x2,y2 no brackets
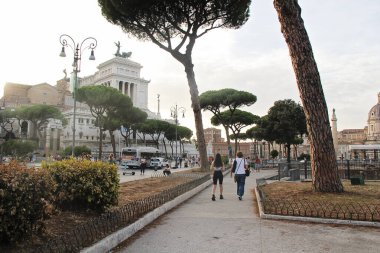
114,41,121,57
114,41,132,58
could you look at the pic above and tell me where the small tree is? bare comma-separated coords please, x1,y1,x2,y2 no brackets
270,150,279,159
264,100,307,163
200,88,257,157
211,109,259,156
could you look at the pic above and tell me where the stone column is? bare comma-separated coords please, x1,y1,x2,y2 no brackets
331,109,339,157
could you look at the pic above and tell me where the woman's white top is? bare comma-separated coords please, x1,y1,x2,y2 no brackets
234,157,246,175
212,161,223,171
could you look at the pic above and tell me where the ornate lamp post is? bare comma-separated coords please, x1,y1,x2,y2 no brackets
59,34,97,156
170,104,185,167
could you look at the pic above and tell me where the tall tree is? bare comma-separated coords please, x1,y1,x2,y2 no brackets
273,0,343,192
103,94,136,157
16,105,65,147
98,0,251,170
199,88,257,157
0,108,17,141
163,123,178,158
136,119,170,149
120,107,147,146
177,125,193,155
211,109,259,155
76,86,130,159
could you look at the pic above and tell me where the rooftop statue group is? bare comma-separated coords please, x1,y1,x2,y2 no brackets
114,41,132,58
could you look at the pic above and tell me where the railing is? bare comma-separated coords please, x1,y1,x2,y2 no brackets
257,160,380,223
276,160,380,181
29,173,209,253
260,197,380,222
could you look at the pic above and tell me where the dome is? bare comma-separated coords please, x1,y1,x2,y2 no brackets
368,92,380,121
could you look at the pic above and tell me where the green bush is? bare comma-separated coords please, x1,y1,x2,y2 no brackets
222,155,230,165
298,153,310,161
43,158,119,211
270,150,279,159
63,145,92,157
0,161,55,243
1,139,38,160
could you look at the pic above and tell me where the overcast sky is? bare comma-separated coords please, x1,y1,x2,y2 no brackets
1,0,379,138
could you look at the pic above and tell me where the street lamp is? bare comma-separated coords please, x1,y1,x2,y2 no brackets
59,34,97,156
170,104,185,167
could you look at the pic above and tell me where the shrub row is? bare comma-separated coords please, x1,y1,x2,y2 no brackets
42,158,119,211
0,161,55,243
0,159,120,243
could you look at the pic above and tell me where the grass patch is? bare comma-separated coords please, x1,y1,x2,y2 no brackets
260,181,380,204
258,180,380,222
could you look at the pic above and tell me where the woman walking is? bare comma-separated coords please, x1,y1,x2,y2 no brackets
231,151,247,200
210,153,224,201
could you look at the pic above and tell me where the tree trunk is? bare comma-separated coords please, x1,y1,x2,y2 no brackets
224,125,232,157
163,139,168,157
286,143,291,163
183,63,208,170
109,130,116,157
98,126,103,160
274,0,343,192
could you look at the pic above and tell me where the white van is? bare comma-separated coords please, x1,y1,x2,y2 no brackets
120,146,161,169
149,157,169,170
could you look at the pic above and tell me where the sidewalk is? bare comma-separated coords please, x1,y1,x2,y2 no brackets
111,169,380,253
85,170,380,253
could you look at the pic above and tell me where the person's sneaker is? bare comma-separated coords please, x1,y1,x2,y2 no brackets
238,196,242,201
212,195,216,201
220,195,224,199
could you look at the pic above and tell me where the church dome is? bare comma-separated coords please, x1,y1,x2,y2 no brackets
368,92,380,121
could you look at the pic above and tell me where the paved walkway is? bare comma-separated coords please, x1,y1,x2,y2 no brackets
113,169,380,253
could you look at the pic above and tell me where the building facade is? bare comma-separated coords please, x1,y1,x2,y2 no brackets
332,92,380,159
0,53,160,157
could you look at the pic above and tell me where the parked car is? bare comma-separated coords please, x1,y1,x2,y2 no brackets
149,157,169,170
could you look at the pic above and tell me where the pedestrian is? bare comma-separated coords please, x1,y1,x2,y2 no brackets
140,158,147,175
210,153,224,201
163,164,171,176
231,151,247,201
255,157,261,172
109,153,114,164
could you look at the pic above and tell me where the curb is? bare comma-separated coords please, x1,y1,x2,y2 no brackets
254,187,380,228
81,178,213,253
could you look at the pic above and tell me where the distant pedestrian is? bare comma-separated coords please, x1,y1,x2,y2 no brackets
140,159,147,175
179,157,183,168
163,164,171,176
191,156,196,167
231,151,247,201
255,157,261,172
109,153,115,164
210,153,224,201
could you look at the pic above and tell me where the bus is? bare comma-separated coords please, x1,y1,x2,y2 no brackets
120,146,161,169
